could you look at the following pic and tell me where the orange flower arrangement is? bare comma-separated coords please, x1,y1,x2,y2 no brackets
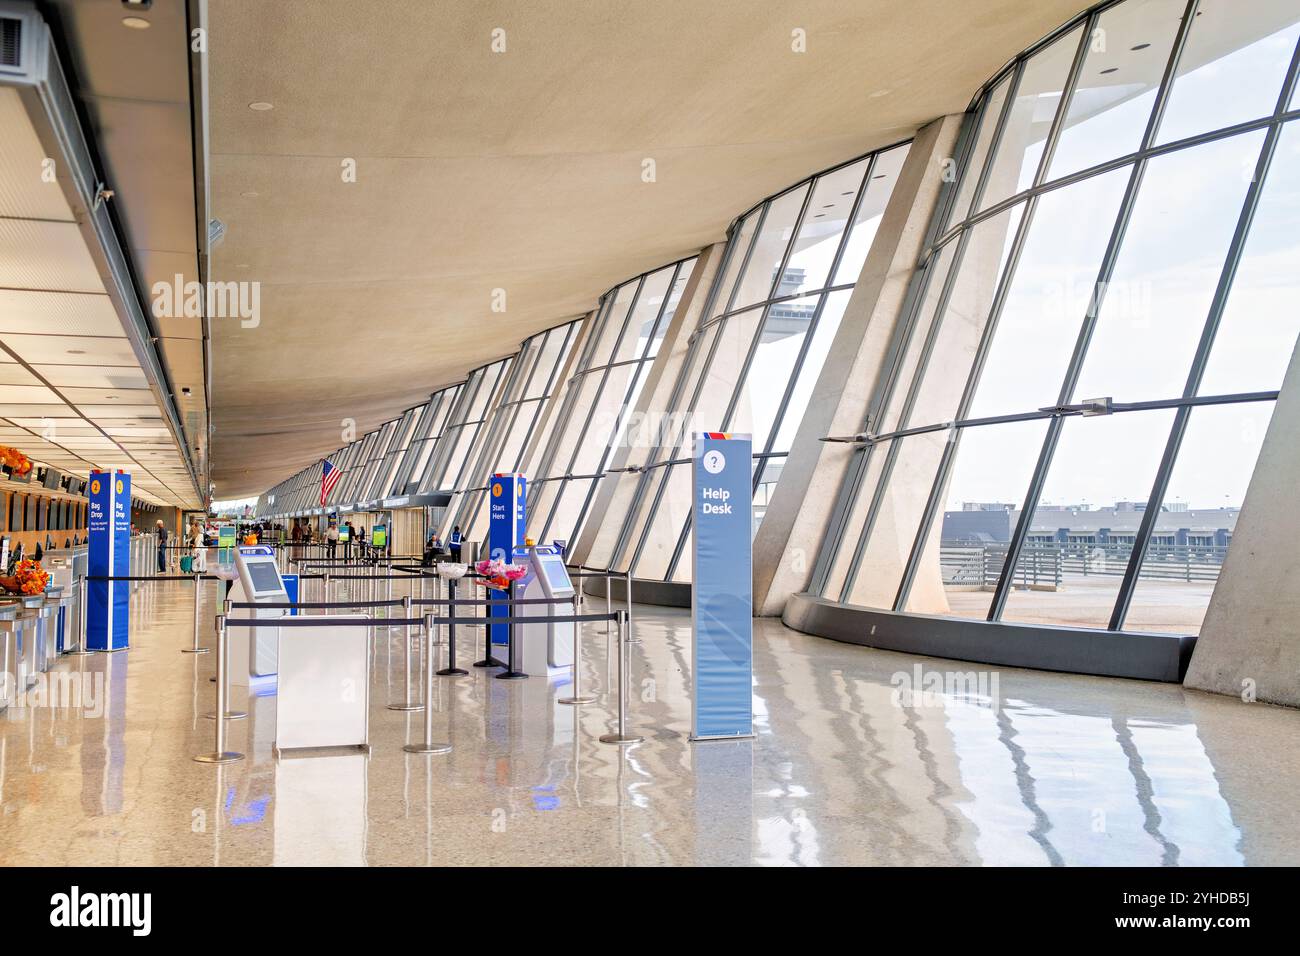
12,559,49,595
0,445,32,476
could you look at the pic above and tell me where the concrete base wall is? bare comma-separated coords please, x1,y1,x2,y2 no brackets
1184,339,1300,707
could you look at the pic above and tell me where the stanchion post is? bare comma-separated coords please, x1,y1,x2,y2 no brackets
496,581,528,680
388,595,422,711
67,573,93,656
472,579,506,668
403,613,452,755
625,571,640,644
599,611,642,745
324,572,331,607
559,591,595,705
205,600,247,720
437,577,468,676
194,615,245,764
182,571,210,654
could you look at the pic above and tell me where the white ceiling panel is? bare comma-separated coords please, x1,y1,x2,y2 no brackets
0,384,60,403
0,219,106,294
78,412,166,425
0,404,77,418
1,335,137,366
0,289,124,337
0,366,40,386
0,89,76,223
33,367,149,390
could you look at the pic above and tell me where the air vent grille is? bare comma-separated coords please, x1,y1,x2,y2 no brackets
0,16,21,68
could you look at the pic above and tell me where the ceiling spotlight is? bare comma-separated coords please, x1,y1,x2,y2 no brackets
1131,42,1151,50
248,102,274,111
1100,67,1118,74
122,16,151,29
240,190,259,198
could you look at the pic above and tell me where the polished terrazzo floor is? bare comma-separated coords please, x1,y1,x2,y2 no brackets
0,576,1296,866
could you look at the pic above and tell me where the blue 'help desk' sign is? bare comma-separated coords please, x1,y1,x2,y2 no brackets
691,433,753,740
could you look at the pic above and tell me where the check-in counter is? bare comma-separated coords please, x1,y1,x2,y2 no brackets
0,603,20,712
44,547,87,653
0,595,46,700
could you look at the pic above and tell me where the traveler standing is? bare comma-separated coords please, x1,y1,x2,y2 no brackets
449,525,463,563
326,521,339,558
155,519,169,573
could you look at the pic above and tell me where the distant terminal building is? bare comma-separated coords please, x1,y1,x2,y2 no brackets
941,502,1238,550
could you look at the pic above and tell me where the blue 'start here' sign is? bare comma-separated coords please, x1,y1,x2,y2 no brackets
487,473,527,645
691,432,753,739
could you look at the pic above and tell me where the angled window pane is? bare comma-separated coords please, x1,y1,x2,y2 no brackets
1200,121,1300,394
1073,129,1266,404
783,158,868,296
1123,402,1274,633
771,289,852,453
950,76,1012,224
1156,0,1300,145
1001,409,1177,629
906,419,1049,619
1047,0,1184,180
977,26,1084,213
611,267,672,364
728,295,820,451
731,185,809,310
891,204,1024,432
966,167,1130,420
841,432,950,609
834,144,909,285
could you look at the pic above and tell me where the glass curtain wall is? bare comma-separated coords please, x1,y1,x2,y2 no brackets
439,319,582,542
587,141,911,582
416,357,514,496
810,0,1300,637
524,257,696,551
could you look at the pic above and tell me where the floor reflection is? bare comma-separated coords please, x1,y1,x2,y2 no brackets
0,580,1292,865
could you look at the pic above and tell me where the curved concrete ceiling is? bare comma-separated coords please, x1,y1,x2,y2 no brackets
208,0,1086,497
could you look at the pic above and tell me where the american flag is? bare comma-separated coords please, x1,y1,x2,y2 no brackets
320,459,341,505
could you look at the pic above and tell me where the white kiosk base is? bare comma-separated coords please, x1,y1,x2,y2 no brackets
515,545,574,678
275,615,370,753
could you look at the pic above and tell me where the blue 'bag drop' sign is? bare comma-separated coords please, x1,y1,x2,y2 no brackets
691,433,753,739
87,470,130,651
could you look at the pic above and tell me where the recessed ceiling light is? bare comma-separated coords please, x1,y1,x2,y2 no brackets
122,16,151,29
236,263,250,269
248,102,274,111
869,89,891,98
67,349,86,355
241,190,259,198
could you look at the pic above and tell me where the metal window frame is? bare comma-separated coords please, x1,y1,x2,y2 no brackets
813,0,1300,643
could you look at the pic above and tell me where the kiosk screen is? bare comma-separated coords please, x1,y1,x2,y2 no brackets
245,561,284,596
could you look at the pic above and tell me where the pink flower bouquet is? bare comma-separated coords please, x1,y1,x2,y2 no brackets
474,558,528,591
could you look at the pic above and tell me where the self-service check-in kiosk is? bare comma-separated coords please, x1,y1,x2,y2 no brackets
513,544,574,677
225,545,288,685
